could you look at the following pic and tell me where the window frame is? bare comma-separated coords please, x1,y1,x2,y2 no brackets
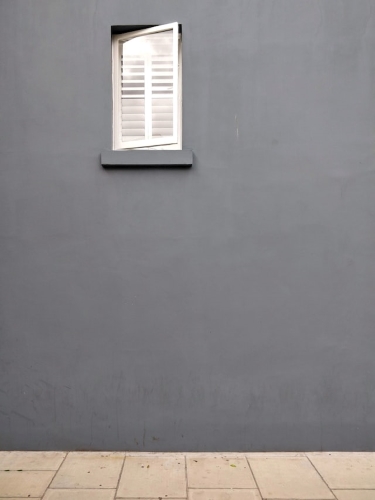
112,22,181,151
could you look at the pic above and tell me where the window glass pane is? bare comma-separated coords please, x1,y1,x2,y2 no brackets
149,30,174,139
152,97,173,138
121,43,146,142
120,29,174,144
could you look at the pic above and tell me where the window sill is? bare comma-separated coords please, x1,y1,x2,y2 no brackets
101,149,193,169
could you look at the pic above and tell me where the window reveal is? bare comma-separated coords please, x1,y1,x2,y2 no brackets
112,23,181,150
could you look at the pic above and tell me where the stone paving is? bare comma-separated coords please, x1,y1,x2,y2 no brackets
0,451,375,499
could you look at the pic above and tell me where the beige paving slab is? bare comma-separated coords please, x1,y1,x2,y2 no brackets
50,452,124,489
0,451,66,471
0,470,55,497
334,492,375,500
246,452,305,458
189,489,261,500
117,455,186,498
126,452,185,458
187,456,256,489
307,453,375,489
186,453,245,459
44,489,116,500
248,456,335,499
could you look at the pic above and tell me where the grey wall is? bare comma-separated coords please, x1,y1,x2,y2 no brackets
1,0,375,451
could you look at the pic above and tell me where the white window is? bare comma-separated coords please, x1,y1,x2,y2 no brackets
112,23,181,150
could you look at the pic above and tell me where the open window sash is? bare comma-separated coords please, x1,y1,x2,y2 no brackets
113,22,179,150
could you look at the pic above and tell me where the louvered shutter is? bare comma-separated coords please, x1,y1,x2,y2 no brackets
113,23,179,150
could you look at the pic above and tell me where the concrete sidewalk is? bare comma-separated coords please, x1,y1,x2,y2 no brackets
0,452,374,499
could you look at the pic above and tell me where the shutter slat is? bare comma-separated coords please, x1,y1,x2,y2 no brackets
121,80,144,83
152,129,173,136
151,122,173,127
122,101,145,105
151,102,173,107
122,130,145,135
151,113,173,120
122,115,146,121
121,120,145,125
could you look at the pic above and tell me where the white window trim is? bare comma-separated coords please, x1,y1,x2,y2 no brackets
112,22,181,151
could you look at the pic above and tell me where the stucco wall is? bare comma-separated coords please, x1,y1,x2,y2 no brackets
1,0,375,451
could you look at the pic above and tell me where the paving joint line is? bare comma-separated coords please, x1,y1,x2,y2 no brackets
184,454,189,499
245,455,263,499
305,454,338,500
41,451,68,500
115,453,127,498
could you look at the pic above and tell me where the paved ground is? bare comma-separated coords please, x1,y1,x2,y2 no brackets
0,452,374,499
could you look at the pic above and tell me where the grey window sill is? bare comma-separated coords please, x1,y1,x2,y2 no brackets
101,149,193,168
